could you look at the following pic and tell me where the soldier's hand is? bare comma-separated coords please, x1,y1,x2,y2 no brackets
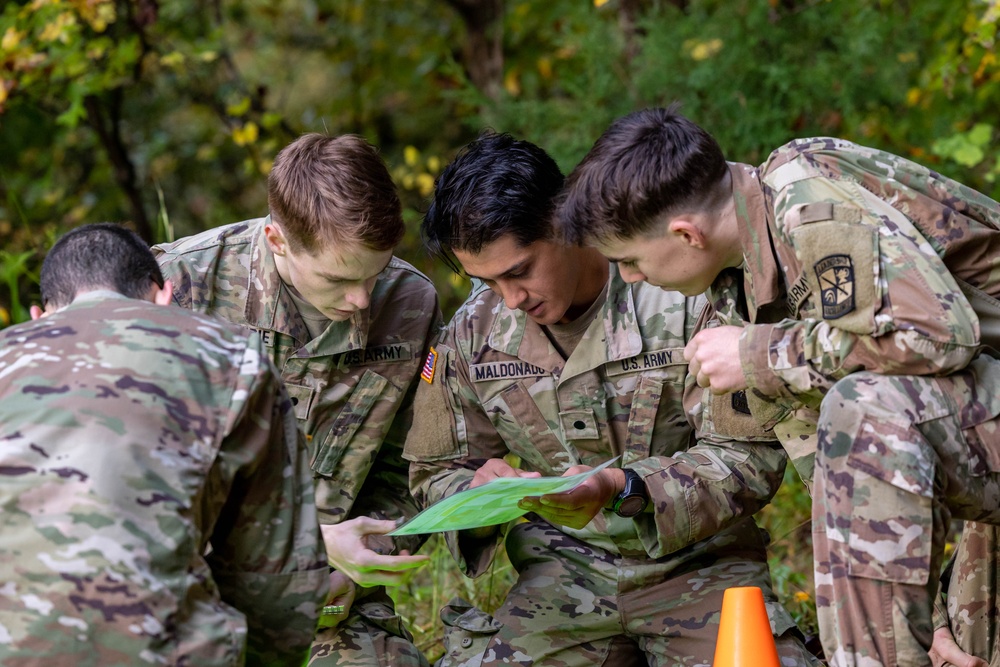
518,465,622,530
469,458,541,489
317,570,356,630
928,626,988,667
684,325,747,394
321,517,429,588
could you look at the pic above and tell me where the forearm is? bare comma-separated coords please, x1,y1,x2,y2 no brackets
740,319,979,401
628,440,787,559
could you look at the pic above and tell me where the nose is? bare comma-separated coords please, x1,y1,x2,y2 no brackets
498,282,528,311
345,282,373,310
617,264,644,284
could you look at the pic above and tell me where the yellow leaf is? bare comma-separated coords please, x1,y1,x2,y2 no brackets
160,51,185,68
227,97,251,117
594,0,610,6
537,57,553,80
504,69,521,96
905,87,921,106
232,122,259,146
0,81,8,106
415,173,435,197
688,38,723,61
426,156,441,173
897,52,916,63
0,306,9,327
404,145,420,167
2,28,24,51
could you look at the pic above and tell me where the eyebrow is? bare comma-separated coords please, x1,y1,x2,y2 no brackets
466,258,530,283
318,256,393,282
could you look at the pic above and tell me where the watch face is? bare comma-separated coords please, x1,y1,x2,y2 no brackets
615,495,646,518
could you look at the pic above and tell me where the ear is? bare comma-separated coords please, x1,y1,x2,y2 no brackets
667,219,707,250
30,304,46,320
264,221,288,256
152,279,174,306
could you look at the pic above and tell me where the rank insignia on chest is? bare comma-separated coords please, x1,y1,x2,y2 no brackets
814,254,855,319
421,346,438,384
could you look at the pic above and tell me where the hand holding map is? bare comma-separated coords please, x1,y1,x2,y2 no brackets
390,457,621,536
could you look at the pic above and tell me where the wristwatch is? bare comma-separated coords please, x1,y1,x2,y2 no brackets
611,468,648,518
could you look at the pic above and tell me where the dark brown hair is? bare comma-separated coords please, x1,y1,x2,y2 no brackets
557,106,730,244
268,133,403,254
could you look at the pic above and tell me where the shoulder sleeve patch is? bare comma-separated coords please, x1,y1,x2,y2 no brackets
790,218,879,335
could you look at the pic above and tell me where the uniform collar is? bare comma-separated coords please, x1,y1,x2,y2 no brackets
730,162,784,322
485,266,642,379
243,216,369,354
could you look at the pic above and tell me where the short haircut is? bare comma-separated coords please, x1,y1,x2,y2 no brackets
557,106,730,244
268,133,404,255
40,223,165,309
422,131,564,273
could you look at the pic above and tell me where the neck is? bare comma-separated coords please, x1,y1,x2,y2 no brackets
561,248,610,323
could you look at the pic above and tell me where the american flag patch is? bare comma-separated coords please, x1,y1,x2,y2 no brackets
420,347,438,384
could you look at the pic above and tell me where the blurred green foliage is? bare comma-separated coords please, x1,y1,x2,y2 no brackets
1,0,997,656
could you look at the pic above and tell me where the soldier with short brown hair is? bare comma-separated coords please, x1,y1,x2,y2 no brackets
154,133,442,667
557,106,1000,667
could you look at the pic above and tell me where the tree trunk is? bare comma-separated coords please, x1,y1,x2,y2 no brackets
445,0,504,101
84,94,153,242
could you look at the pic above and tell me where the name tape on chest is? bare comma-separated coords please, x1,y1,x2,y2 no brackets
339,342,413,365
605,348,686,377
248,328,275,347
470,360,549,383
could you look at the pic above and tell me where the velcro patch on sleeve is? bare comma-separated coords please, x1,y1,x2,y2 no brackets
791,219,878,335
708,390,775,440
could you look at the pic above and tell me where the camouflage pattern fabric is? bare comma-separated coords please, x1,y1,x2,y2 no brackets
713,138,1000,665
939,522,1000,664
310,589,429,667
406,267,817,665
153,217,442,666
0,293,329,666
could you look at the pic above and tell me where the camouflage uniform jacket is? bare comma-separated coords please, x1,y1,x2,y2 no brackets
153,218,442,554
405,267,787,576
0,294,328,666
712,138,1000,485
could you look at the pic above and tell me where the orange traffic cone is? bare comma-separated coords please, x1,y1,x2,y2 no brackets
712,586,780,667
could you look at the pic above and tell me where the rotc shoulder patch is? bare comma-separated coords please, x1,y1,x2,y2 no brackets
814,254,855,319
790,214,878,335
421,347,438,384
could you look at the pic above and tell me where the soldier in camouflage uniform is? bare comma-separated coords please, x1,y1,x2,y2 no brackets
404,132,820,666
152,134,442,667
557,107,1000,667
0,223,329,665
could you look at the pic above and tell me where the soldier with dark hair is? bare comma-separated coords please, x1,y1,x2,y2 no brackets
405,132,819,666
153,134,442,666
557,106,1000,667
1,223,328,665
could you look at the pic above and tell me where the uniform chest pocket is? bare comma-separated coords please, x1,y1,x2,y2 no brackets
482,383,572,472
311,369,397,477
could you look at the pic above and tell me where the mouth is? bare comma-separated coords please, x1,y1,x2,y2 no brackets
525,303,544,317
